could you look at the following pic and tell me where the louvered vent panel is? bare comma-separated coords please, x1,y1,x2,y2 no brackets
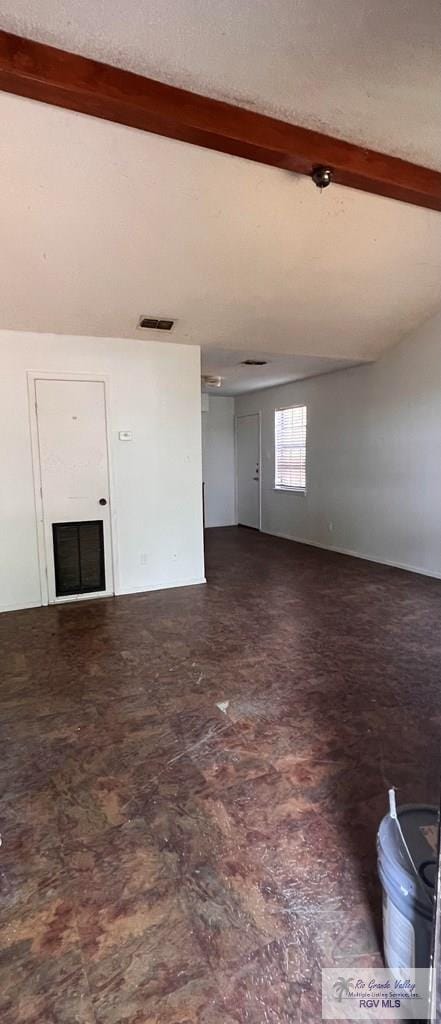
53,521,105,596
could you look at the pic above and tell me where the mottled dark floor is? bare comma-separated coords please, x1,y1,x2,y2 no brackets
1,526,440,1023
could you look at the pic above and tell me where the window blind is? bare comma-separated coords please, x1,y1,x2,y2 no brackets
275,405,307,490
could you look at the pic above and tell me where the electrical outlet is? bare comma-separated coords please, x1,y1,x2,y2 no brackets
140,553,148,565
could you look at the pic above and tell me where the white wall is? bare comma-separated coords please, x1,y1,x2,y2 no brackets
235,309,441,578
201,395,236,527
0,331,205,612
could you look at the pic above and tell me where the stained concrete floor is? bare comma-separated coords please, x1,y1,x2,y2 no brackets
0,527,439,1023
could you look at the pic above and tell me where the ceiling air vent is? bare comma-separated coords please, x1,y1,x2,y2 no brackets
241,359,268,366
138,316,174,331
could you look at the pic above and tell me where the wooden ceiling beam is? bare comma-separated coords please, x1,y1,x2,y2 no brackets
0,29,440,212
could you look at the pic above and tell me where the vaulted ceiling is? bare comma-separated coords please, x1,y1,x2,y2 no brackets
1,1,440,391
1,0,440,167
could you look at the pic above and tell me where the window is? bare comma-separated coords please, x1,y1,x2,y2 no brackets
275,405,307,491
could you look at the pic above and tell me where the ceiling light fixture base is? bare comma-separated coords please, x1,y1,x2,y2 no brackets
311,166,334,190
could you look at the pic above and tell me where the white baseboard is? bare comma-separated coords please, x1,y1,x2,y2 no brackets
116,576,207,596
260,529,441,581
205,521,238,529
0,578,207,614
0,599,42,614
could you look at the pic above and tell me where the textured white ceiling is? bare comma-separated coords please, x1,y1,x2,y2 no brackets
0,0,440,168
201,348,357,395
1,92,441,362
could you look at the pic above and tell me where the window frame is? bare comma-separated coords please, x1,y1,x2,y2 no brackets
274,403,307,494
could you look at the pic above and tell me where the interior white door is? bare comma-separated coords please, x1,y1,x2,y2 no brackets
236,414,260,529
35,378,114,603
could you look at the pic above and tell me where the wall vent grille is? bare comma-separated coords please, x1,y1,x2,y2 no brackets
53,521,105,596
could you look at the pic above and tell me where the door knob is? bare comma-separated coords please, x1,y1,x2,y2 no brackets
253,476,259,481
99,498,107,506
